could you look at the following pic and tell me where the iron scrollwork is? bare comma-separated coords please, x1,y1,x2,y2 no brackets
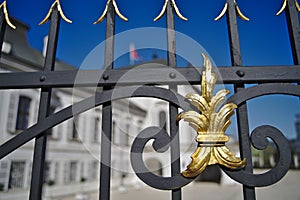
223,125,292,187
130,57,295,190
0,69,296,189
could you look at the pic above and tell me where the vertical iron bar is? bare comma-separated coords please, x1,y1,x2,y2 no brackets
29,6,60,200
285,0,300,65
99,2,115,200
226,0,255,199
166,1,181,200
0,9,6,59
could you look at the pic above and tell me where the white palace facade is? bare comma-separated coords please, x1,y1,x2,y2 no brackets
0,19,197,200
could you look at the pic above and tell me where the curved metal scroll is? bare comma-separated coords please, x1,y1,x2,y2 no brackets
130,127,194,190
222,83,297,187
223,125,291,187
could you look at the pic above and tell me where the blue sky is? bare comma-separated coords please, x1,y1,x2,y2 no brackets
6,0,300,139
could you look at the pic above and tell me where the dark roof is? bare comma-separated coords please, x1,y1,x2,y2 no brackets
1,18,75,71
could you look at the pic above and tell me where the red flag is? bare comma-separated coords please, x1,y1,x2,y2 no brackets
130,43,140,64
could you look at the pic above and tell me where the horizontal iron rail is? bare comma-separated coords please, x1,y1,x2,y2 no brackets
0,66,299,89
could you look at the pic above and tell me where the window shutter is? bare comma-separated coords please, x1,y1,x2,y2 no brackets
63,162,70,183
90,116,96,143
67,119,73,140
7,93,18,133
51,124,62,140
29,99,39,127
78,115,85,142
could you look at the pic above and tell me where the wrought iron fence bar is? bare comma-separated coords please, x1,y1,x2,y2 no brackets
226,0,255,199
286,0,300,64
0,66,299,89
166,1,181,200
100,2,115,200
29,6,61,200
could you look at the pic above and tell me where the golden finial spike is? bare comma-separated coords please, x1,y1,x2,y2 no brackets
39,0,72,25
154,0,187,22
94,0,128,24
214,3,228,21
154,0,168,21
214,0,249,21
276,0,287,16
0,1,16,29
234,0,249,21
112,0,128,22
170,0,188,21
177,53,246,177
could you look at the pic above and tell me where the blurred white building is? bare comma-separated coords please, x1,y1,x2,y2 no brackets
0,19,196,200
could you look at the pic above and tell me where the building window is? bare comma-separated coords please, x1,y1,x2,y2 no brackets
9,161,25,189
89,161,98,181
112,121,117,144
16,96,31,131
94,117,100,143
68,117,79,141
64,161,77,183
44,161,50,184
70,161,77,182
72,120,79,140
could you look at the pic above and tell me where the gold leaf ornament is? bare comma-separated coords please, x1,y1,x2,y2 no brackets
177,53,246,178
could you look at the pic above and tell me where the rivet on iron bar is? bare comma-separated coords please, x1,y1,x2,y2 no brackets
236,70,245,77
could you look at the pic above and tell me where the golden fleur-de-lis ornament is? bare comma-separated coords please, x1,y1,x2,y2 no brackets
177,53,246,178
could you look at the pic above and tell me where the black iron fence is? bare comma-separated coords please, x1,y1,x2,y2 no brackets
0,0,300,200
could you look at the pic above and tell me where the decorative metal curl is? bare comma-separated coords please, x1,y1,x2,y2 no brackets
39,0,72,25
223,125,291,187
130,127,194,190
0,1,15,29
129,83,298,189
